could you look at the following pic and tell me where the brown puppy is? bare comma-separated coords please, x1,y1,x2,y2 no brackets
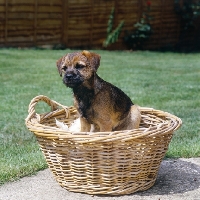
56,50,141,132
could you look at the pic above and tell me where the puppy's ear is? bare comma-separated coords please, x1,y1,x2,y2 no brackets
56,57,63,77
82,50,101,71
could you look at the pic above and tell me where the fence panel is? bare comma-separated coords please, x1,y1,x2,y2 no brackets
0,0,198,50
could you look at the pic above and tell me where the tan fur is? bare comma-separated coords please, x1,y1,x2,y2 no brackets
56,50,141,132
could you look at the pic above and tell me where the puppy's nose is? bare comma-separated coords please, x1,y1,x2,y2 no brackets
66,73,74,78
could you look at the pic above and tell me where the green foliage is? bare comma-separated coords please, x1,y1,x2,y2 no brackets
106,7,114,35
103,8,124,48
174,0,200,30
124,3,152,50
174,0,200,51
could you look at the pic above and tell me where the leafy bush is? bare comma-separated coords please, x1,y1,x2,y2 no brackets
124,1,152,50
174,0,200,30
103,8,124,48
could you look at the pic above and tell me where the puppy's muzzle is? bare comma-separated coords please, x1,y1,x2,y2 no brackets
63,71,83,88
65,73,75,79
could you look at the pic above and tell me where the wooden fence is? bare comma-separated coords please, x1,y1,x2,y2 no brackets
0,0,199,50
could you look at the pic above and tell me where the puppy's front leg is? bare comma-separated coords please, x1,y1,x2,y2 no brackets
98,121,113,132
80,117,91,132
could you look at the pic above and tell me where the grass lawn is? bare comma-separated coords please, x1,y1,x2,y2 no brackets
0,49,199,185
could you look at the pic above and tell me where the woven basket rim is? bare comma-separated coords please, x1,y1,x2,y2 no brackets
25,95,182,142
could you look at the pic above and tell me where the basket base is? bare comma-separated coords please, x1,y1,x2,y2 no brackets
54,175,157,195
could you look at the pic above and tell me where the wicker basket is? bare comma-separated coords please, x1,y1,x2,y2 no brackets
25,95,182,195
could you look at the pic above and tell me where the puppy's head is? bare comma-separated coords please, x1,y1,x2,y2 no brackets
56,50,101,88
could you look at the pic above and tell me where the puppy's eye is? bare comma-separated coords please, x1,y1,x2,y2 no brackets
75,64,85,70
62,66,67,71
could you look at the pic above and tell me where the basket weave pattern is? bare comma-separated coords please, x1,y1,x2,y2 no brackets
25,95,182,195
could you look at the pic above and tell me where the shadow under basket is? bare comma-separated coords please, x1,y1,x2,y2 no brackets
25,95,182,195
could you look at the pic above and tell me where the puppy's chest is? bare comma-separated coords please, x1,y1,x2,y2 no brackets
74,91,95,122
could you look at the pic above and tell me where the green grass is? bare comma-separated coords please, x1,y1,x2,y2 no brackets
0,49,199,184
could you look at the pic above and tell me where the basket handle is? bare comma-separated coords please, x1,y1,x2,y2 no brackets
25,95,69,124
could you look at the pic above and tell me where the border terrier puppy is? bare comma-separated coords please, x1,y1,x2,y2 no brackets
56,50,141,132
